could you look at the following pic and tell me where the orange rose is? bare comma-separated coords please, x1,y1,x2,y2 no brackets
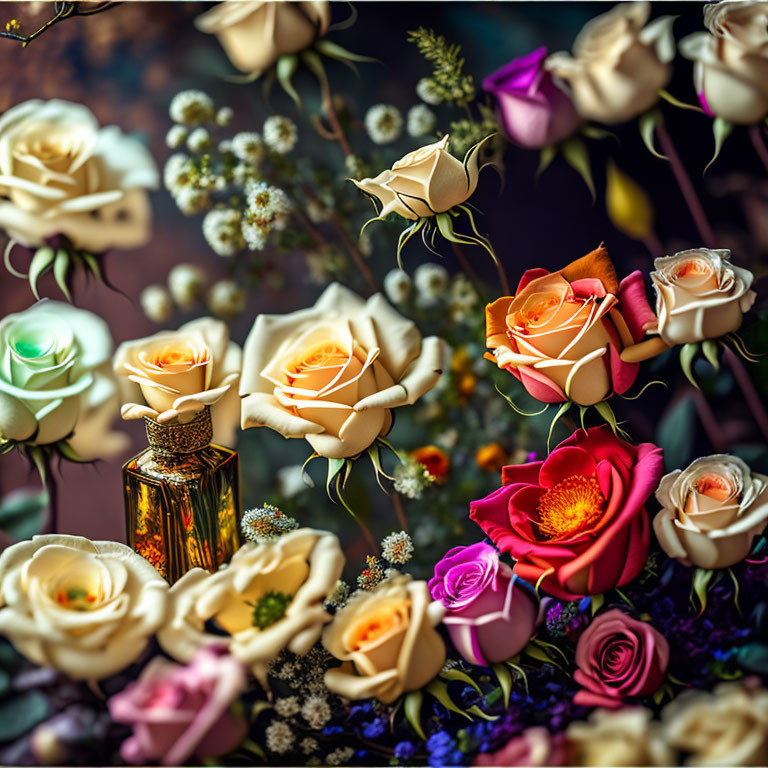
412,445,450,483
485,246,656,406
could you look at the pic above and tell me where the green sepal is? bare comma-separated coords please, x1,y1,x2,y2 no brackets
658,89,704,112
396,219,426,269
440,668,483,696
314,39,379,68
726,566,741,615
326,457,345,498
491,662,512,709
494,383,549,417
28,247,55,300
300,49,330,98
505,660,529,695
705,117,734,174
702,339,721,371
79,251,102,281
594,400,631,441
691,567,714,614
536,145,557,181
53,250,72,302
56,440,85,463
639,109,667,160
547,401,572,452
561,137,595,200
466,705,498,722
680,343,701,388
276,54,301,108
404,689,426,740
425,678,472,720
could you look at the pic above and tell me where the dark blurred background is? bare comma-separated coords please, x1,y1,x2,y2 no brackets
0,2,766,549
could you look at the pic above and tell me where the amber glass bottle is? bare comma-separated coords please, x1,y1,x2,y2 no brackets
122,407,240,583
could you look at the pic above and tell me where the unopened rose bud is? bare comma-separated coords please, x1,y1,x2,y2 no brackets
167,264,205,310
140,284,173,323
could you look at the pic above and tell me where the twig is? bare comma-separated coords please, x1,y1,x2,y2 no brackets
0,2,117,47
450,241,483,293
328,210,378,294
389,492,409,532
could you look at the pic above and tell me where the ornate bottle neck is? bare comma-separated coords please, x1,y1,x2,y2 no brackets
144,407,212,455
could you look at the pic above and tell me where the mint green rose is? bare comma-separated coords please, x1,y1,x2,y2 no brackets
0,301,126,458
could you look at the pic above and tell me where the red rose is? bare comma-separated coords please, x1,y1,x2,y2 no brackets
469,426,664,600
573,609,669,708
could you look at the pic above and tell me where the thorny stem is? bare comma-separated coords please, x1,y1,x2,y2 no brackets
749,124,768,175
655,121,716,248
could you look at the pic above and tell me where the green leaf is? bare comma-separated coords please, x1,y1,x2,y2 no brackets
702,340,721,371
705,117,734,174
692,567,714,614
28,247,55,300
440,668,483,696
0,691,48,741
0,489,47,541
561,137,594,200
404,690,426,740
591,592,605,616
680,343,701,388
657,395,696,470
639,110,667,160
53,250,72,302
426,678,472,720
505,661,529,695
491,663,512,708
276,54,301,108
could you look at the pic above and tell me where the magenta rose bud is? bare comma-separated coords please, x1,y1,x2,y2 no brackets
108,646,247,765
483,47,582,149
573,610,670,708
428,542,539,666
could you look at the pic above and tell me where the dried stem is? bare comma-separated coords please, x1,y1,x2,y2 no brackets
450,241,483,293
328,210,378,294
389,492,409,532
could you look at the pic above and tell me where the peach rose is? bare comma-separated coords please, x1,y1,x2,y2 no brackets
0,99,157,253
546,3,676,124
486,246,657,406
351,135,489,221
654,454,768,570
158,528,344,685
240,283,448,459
650,249,756,346
114,317,242,447
322,574,446,703
195,1,331,76
680,2,768,124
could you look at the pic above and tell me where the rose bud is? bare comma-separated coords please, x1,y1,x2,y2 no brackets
654,454,768,570
429,542,539,666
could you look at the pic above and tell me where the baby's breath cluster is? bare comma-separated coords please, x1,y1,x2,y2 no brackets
393,455,436,499
241,504,299,544
364,104,403,145
241,180,292,251
380,531,414,566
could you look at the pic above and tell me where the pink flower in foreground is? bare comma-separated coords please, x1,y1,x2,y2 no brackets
574,609,669,708
108,646,247,765
475,726,566,767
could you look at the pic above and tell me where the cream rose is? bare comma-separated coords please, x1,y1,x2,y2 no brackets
351,135,489,221
566,708,673,767
654,454,768,570
114,317,242,447
680,2,768,125
662,682,768,766
0,299,126,457
0,99,158,253
157,528,344,685
651,249,756,346
322,573,446,704
240,282,448,459
195,1,331,76
0,534,168,680
546,3,676,124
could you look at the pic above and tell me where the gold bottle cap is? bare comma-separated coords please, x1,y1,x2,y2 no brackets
144,407,213,455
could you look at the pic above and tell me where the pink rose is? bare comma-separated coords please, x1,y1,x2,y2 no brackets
470,426,664,600
574,610,669,708
483,47,582,149
108,646,247,765
475,727,566,767
428,542,539,665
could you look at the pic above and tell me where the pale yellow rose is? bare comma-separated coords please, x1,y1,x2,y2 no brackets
680,1,768,125
662,682,768,766
195,1,331,76
651,249,756,346
322,574,446,704
0,535,168,680
351,135,489,221
654,454,768,570
0,300,127,458
546,2,676,124
566,708,674,767
0,99,158,252
114,317,242,447
240,283,448,459
157,528,344,685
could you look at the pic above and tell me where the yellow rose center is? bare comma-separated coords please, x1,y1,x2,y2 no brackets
286,342,349,381
694,472,733,502
54,585,102,611
536,475,606,539
345,598,410,651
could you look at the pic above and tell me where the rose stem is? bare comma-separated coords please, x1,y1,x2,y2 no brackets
655,121,716,248
692,388,727,453
355,515,379,555
291,206,325,247
43,456,59,534
749,125,768,175
643,232,663,258
450,241,484,294
389,491,409,532
319,86,353,158
494,255,511,296
723,347,768,442
328,210,379,294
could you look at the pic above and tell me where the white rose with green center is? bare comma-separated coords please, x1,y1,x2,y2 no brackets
0,300,126,458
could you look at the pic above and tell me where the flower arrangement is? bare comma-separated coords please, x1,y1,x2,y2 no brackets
0,2,768,767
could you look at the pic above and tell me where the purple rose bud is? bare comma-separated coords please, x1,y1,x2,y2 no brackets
483,47,582,150
428,542,539,665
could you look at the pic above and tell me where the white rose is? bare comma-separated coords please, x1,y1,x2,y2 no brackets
546,2,676,124
158,528,344,685
0,300,125,457
651,248,756,346
0,534,168,680
680,1,768,125
239,282,448,459
0,99,158,253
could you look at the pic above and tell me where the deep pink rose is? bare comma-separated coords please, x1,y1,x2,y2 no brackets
108,646,247,766
428,542,539,665
483,46,582,149
469,426,664,600
573,609,670,708
475,727,566,767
